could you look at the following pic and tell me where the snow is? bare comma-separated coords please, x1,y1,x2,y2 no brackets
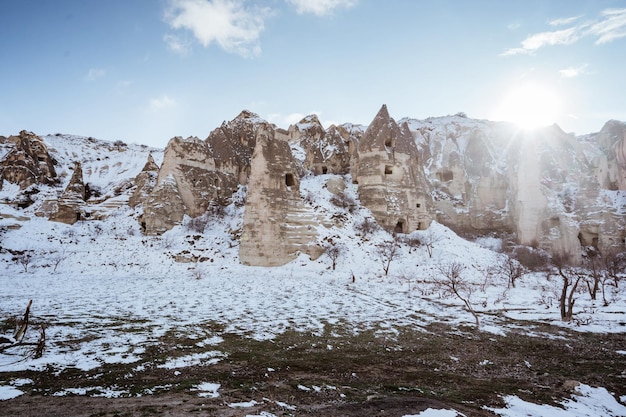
0,386,23,401
402,409,464,417
1,133,625,414
193,382,220,398
487,384,626,417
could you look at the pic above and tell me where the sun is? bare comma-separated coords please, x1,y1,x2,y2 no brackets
495,82,561,130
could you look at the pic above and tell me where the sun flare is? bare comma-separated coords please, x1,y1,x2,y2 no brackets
496,83,561,130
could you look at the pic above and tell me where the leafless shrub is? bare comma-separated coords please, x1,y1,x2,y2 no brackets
324,243,344,271
398,235,422,254
419,227,442,258
330,191,356,213
186,214,210,233
355,217,379,239
14,250,34,272
510,246,550,271
499,255,526,288
375,238,400,276
435,262,480,327
550,252,584,322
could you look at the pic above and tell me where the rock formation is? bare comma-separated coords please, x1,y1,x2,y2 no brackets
240,123,324,266
0,130,57,189
356,105,432,233
3,106,625,267
288,115,351,175
140,111,261,234
129,153,159,208
43,162,86,225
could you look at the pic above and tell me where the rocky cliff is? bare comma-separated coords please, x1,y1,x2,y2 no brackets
1,107,625,266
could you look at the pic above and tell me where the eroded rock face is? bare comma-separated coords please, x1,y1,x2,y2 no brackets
407,115,626,263
45,162,86,225
289,115,351,175
140,111,261,234
0,131,57,189
129,153,159,208
356,105,432,233
240,124,323,266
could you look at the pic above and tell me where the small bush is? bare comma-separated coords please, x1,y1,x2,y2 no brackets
330,191,356,212
511,246,550,271
355,217,379,238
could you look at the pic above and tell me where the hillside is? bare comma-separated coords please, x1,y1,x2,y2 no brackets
1,110,625,416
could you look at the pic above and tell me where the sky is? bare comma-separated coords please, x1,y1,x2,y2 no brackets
1,0,626,148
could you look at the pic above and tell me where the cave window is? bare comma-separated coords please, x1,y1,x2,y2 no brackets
385,137,392,147
417,222,423,230
214,178,219,187
416,203,421,208
384,165,393,175
395,220,405,234
438,170,453,182
322,166,328,174
285,173,295,187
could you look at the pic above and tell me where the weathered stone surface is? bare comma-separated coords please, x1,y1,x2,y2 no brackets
140,111,261,234
356,105,432,233
45,162,86,224
408,114,626,263
0,131,57,189
240,123,323,266
289,115,351,175
129,153,159,208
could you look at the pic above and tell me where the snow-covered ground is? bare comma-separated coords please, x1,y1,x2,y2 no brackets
1,167,625,414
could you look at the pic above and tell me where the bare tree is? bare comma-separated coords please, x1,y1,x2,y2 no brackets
355,217,379,239
14,250,34,272
435,262,480,327
420,227,442,258
500,255,526,288
550,252,583,322
581,248,602,301
375,238,399,276
325,243,344,271
602,249,626,289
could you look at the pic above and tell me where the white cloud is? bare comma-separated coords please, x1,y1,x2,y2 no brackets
148,95,178,112
163,33,192,56
85,68,106,81
286,0,357,16
502,27,579,55
548,15,581,26
586,8,626,44
503,7,626,55
164,0,270,58
559,64,589,78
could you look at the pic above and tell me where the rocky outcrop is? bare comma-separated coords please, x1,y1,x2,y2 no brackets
0,131,57,189
44,162,86,224
206,110,262,183
140,111,261,234
356,105,432,233
288,115,351,175
407,115,626,263
240,123,324,266
129,153,159,208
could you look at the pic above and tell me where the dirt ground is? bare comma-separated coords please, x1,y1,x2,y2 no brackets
1,321,625,417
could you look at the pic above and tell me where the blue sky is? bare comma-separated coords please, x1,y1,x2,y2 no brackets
1,0,625,148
